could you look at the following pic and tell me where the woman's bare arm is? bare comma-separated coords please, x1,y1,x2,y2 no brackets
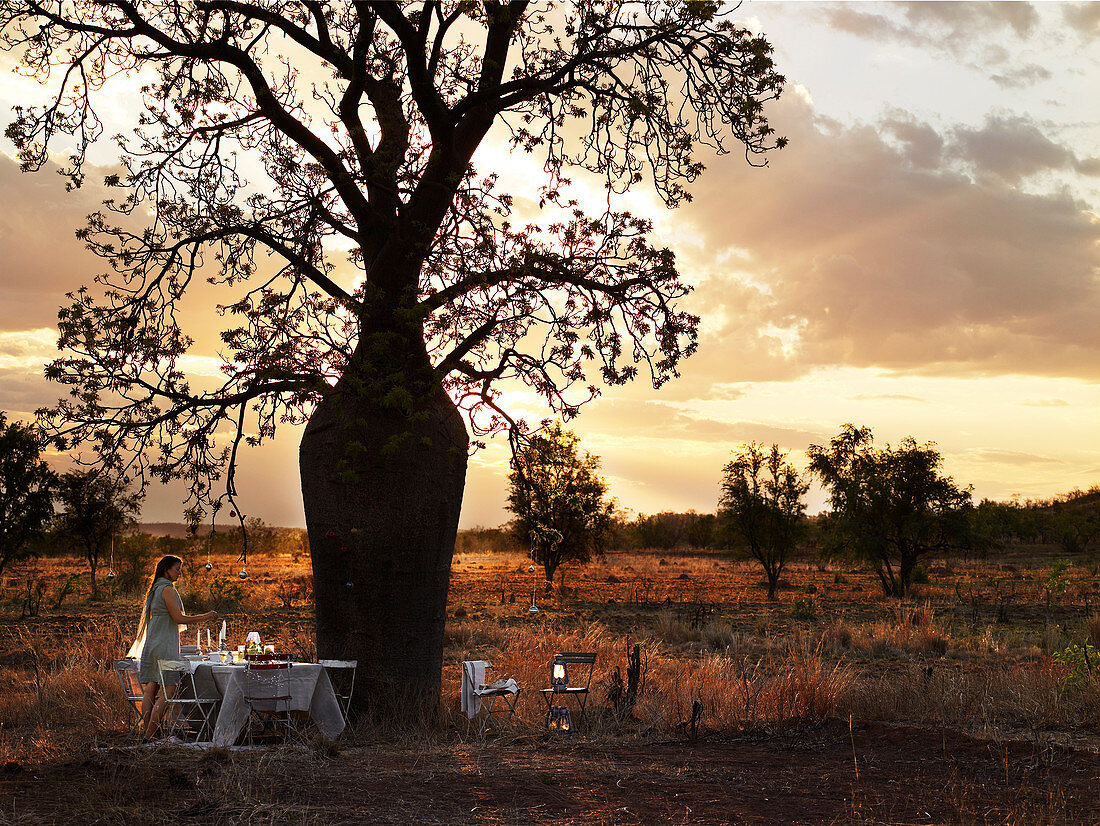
162,587,218,624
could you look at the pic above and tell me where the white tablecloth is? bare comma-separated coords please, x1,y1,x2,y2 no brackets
187,660,345,746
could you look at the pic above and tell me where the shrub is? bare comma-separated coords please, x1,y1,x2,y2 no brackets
821,622,855,653
206,577,247,612
1051,642,1099,688
790,597,817,621
113,533,160,593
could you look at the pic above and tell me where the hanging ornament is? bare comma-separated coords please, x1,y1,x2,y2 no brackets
230,510,236,518
345,580,354,590
106,536,117,582
239,568,248,579
204,562,213,572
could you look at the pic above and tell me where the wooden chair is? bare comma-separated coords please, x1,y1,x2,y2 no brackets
157,659,219,743
112,658,143,735
540,652,597,729
461,660,520,735
318,660,357,725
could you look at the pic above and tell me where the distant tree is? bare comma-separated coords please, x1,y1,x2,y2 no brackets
1043,488,1100,555
718,443,807,600
507,422,615,586
808,424,973,598
967,499,1012,556
629,511,717,551
56,471,143,599
0,413,55,576
632,512,682,550
686,512,718,550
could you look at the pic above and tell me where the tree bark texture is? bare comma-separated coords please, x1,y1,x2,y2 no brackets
300,341,468,722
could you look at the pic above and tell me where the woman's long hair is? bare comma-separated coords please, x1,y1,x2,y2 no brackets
143,555,182,610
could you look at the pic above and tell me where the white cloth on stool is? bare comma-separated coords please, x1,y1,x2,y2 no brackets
482,677,519,694
461,660,487,719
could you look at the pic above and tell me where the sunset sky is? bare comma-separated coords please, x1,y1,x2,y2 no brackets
0,2,1097,529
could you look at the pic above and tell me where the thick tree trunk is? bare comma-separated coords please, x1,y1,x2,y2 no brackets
300,342,468,723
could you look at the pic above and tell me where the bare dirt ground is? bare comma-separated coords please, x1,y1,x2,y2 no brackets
3,720,1100,824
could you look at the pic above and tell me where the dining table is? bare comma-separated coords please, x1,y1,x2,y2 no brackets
177,656,345,746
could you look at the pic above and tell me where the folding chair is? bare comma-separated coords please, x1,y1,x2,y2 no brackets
242,660,293,746
541,652,597,729
113,658,143,735
157,660,219,743
318,660,357,726
461,660,520,735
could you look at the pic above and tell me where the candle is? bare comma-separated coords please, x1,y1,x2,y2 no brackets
206,629,211,649
196,630,200,650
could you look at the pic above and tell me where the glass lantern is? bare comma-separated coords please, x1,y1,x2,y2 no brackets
551,655,569,691
547,705,572,735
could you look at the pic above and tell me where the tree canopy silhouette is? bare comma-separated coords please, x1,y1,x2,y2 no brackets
0,412,55,577
55,469,143,600
808,424,972,598
507,421,614,585
2,1,785,719
718,442,807,601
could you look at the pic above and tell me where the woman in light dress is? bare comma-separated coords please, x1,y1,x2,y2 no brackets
131,555,218,741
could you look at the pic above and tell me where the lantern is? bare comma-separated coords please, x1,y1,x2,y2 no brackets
547,705,572,735
551,655,569,691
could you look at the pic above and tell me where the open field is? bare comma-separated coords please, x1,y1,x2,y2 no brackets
3,547,1100,824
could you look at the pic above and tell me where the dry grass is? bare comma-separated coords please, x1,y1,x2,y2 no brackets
4,551,1100,759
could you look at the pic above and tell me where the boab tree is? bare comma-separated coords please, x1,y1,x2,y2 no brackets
808,424,973,598
507,421,614,587
2,2,784,719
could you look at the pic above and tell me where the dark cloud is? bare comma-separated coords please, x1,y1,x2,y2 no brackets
1063,2,1100,38
677,92,1100,384
819,1,1039,50
809,2,1052,87
882,113,944,170
990,64,1053,89
950,114,1100,182
901,2,1038,38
